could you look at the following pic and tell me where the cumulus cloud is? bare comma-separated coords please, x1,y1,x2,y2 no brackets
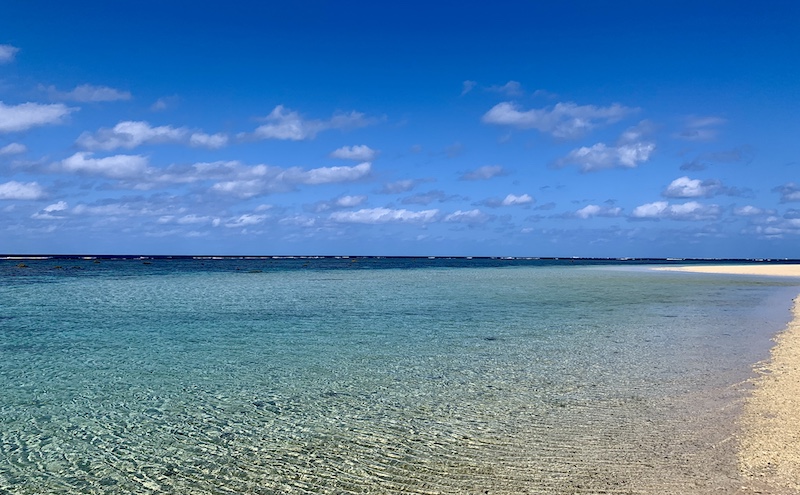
58,152,149,179
296,162,371,185
482,193,534,208
482,101,637,138
557,142,655,172
77,121,227,150
663,176,723,198
574,204,622,219
31,200,68,220
752,216,800,238
250,105,376,141
0,102,75,133
0,44,19,63
0,181,45,200
43,84,131,102
330,207,438,224
0,143,26,155
188,132,229,149
210,162,372,198
773,182,800,203
444,209,492,224
675,116,726,141
311,194,368,212
631,201,720,221
555,122,655,172
329,145,378,161
460,165,507,181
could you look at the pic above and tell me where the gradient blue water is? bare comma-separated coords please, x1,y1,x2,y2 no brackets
1,259,797,493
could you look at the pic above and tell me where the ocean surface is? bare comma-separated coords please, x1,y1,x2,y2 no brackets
1,257,798,494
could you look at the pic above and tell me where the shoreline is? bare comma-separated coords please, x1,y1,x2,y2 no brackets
739,295,800,492
655,264,800,492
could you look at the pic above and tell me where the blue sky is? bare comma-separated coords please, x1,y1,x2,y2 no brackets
1,1,798,257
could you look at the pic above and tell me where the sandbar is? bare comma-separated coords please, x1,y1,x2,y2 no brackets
653,264,800,277
656,264,800,492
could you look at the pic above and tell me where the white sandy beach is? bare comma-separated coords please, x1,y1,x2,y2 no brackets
656,264,800,493
653,264,800,277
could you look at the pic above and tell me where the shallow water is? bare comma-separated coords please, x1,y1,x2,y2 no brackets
1,259,797,494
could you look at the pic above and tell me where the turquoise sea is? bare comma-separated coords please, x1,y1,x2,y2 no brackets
1,258,798,494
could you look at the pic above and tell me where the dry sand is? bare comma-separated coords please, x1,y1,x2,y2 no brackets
653,264,800,277
656,264,800,493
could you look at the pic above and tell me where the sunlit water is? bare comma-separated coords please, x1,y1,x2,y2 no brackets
1,259,798,494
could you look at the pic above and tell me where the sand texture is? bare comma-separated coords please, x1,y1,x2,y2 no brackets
654,264,800,277
737,296,800,492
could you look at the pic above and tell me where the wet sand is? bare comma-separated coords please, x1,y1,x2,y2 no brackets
656,264,800,493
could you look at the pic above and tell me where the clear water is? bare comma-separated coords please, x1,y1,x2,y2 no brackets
1,259,798,494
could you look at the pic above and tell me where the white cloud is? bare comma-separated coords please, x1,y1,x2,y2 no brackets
158,214,218,225
0,181,45,200
558,142,655,172
294,162,371,185
210,179,266,198
189,132,229,149
335,195,367,207
482,101,637,138
44,84,131,102
311,194,368,212
663,176,727,198
0,143,26,155
631,201,668,219
331,207,438,224
488,81,523,97
224,214,267,228
556,122,655,172
330,145,378,161
209,162,371,198
482,193,535,208
43,201,68,212
150,95,179,112
575,204,622,219
77,121,228,150
59,152,149,179
733,205,768,216
460,165,507,181
250,105,375,141
31,201,69,220
77,121,182,150
773,183,800,203
0,44,19,64
631,201,720,221
279,215,316,227
461,80,477,95
0,102,75,133
444,209,492,224
380,179,432,194
675,116,726,141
